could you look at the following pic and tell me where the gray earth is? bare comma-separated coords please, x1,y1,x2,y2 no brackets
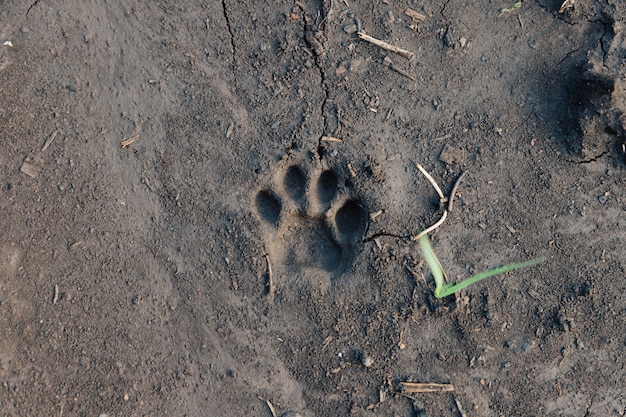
1,0,626,416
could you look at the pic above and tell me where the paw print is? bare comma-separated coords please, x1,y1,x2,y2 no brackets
255,164,368,284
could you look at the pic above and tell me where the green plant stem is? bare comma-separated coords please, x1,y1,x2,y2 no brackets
418,233,444,289
435,257,544,298
417,235,544,298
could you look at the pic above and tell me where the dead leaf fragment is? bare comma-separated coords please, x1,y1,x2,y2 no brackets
439,143,465,165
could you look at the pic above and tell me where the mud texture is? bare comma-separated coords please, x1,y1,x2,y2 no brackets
1,1,626,416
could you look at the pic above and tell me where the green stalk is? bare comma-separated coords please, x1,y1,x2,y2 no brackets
418,233,444,290
418,235,544,298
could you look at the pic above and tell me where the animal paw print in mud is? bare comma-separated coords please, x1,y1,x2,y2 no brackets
255,164,368,281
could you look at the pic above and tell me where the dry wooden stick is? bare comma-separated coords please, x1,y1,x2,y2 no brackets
382,56,416,81
52,284,59,304
120,132,140,148
265,254,274,303
258,396,277,417
401,382,455,393
453,393,468,417
405,8,426,22
41,131,58,152
321,136,343,142
357,32,415,59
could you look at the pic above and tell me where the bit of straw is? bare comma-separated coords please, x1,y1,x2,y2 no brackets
413,163,448,239
258,396,277,417
120,133,140,148
416,164,445,200
401,382,455,393
412,210,447,241
357,32,415,59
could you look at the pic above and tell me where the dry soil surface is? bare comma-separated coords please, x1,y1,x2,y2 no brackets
1,0,626,416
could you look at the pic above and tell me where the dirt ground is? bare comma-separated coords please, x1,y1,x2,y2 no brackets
1,0,626,416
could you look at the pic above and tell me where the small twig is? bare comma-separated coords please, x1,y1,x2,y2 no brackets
265,254,274,303
52,284,59,304
401,382,455,393
405,8,426,22
448,170,467,212
382,56,416,81
321,136,343,142
41,130,58,152
453,393,468,417
416,164,445,201
411,210,447,241
357,32,415,59
258,396,277,417
120,132,140,148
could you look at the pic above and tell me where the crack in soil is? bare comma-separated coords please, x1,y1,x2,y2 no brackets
565,150,610,164
26,0,42,16
296,2,331,159
597,19,613,66
221,0,236,70
532,0,575,25
315,62,330,156
440,0,452,20
363,231,411,243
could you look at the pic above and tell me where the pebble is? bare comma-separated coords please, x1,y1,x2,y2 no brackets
343,24,358,34
362,355,374,368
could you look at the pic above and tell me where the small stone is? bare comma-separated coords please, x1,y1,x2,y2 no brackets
343,24,358,34
20,160,39,178
362,355,374,368
336,64,347,75
598,195,607,204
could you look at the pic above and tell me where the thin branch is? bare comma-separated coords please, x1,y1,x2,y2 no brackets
357,32,415,59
